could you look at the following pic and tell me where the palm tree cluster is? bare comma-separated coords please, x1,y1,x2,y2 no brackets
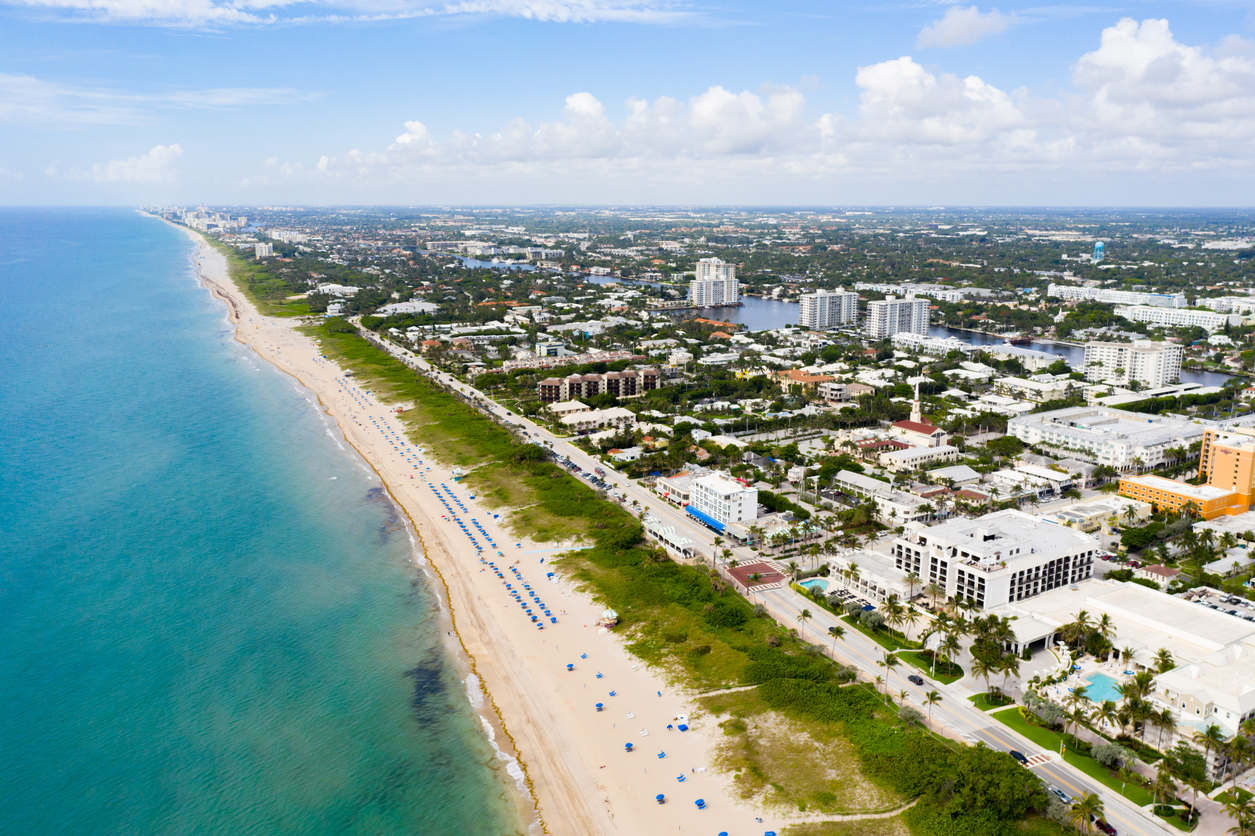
962,612,1021,697
1058,610,1117,659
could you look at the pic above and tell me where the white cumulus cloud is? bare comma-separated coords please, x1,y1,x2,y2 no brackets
918,5,1016,49
91,143,183,181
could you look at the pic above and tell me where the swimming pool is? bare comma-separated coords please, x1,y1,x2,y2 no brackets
1084,673,1124,704
800,578,829,593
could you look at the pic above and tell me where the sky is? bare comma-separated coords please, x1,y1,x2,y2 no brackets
1,0,1254,206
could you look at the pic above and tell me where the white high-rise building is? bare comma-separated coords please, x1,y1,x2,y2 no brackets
798,289,859,329
255,242,273,258
1083,340,1184,388
865,295,928,339
686,473,757,531
689,258,739,307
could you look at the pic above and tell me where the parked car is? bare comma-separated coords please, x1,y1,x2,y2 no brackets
907,675,925,686
1094,818,1116,835
1051,788,1071,804
1009,750,1028,765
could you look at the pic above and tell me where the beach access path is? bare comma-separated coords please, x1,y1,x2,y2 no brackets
177,226,796,835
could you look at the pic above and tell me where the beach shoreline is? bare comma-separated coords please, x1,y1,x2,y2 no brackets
168,220,764,836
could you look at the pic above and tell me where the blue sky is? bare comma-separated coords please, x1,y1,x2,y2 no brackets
2,0,1254,205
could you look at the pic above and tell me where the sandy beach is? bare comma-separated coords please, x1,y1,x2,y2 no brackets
176,225,775,836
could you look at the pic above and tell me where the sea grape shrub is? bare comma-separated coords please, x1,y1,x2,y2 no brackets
705,604,747,629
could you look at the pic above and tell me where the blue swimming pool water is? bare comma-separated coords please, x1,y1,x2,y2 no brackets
1084,673,1124,703
801,579,829,592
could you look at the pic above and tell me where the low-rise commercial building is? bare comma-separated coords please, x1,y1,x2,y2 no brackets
559,407,636,432
830,470,930,526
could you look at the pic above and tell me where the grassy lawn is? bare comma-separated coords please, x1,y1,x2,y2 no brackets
702,688,904,816
991,707,1154,806
967,692,1015,711
898,650,962,685
1155,809,1194,832
1215,788,1254,805
839,615,922,654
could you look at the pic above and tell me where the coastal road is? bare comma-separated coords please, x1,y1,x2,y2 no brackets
362,334,1171,836
757,585,1172,836
360,335,723,556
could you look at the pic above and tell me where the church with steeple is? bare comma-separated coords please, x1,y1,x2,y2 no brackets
888,381,949,448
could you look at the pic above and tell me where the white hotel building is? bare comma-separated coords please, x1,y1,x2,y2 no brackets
1116,306,1242,332
798,289,859,329
1047,284,1186,308
1083,340,1184,388
893,509,1100,610
1007,406,1205,471
686,473,757,532
865,295,929,339
689,258,739,307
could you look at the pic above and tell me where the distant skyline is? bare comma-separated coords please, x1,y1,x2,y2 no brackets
2,1,1254,206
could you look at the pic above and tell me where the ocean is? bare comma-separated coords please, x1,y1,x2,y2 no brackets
0,208,524,835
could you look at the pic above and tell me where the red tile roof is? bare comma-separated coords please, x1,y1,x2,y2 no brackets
892,420,944,435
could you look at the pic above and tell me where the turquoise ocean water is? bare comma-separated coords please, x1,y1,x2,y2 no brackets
0,208,524,835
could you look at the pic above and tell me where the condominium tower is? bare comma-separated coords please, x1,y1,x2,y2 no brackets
865,295,929,339
689,258,739,307
798,289,859,330
1083,340,1184,388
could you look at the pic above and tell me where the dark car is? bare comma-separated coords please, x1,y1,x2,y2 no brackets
1009,750,1028,765
1095,819,1116,835
907,675,925,686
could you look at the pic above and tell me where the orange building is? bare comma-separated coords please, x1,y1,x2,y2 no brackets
1117,474,1244,520
1197,428,1255,511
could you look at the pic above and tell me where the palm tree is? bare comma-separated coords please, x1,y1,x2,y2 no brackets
1155,648,1175,673
797,608,812,638
905,572,920,600
1068,793,1104,836
1151,765,1178,807
1065,705,1091,746
925,582,945,610
1226,736,1253,792
937,632,961,678
999,654,1021,695
1097,613,1117,644
828,624,845,654
1062,610,1093,648
900,607,920,643
924,690,942,728
1121,646,1137,669
971,653,996,697
878,651,900,702
1193,724,1226,779
1094,700,1118,731
1123,504,1140,526
1154,707,1176,751
1222,796,1255,836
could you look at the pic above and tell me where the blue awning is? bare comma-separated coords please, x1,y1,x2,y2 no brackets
685,505,724,532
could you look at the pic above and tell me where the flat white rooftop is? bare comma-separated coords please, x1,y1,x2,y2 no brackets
1122,474,1235,502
